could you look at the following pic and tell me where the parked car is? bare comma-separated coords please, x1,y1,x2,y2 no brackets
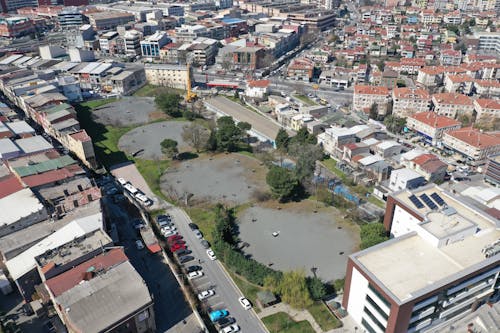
43,321,56,333
189,223,199,230
197,289,215,300
216,317,236,328
238,297,251,310
175,248,191,256
157,214,171,223
219,324,240,333
187,270,204,280
170,243,186,252
22,303,34,316
209,309,229,322
158,220,172,228
132,219,145,230
186,265,202,273
167,239,185,246
167,235,183,242
162,225,177,233
201,240,210,249
193,230,203,239
207,249,217,260
135,240,144,250
117,178,127,186
162,229,177,237
178,255,194,264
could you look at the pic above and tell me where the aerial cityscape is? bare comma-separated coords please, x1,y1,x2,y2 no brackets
0,0,498,332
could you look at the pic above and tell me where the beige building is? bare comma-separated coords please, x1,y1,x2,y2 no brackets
443,127,500,165
473,98,500,125
353,85,390,115
431,92,474,119
392,87,431,118
144,64,189,90
407,112,461,146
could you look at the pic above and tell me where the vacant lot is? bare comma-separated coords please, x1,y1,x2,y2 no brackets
238,202,359,281
91,97,160,126
161,154,268,205
118,121,191,159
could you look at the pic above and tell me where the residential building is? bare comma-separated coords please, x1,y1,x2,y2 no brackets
0,16,34,37
475,32,500,55
245,80,269,100
431,93,474,119
374,140,403,158
317,126,357,157
144,64,188,90
484,155,500,186
103,66,146,95
140,31,170,58
124,30,142,56
344,183,500,333
0,0,36,12
417,66,445,87
233,46,266,71
439,49,462,66
408,153,448,183
57,7,84,29
443,127,500,165
473,98,500,126
86,11,135,30
353,85,390,115
407,112,461,146
443,74,474,94
287,57,315,81
388,168,426,192
392,88,431,118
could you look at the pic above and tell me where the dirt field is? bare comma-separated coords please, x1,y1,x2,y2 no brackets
91,97,160,126
238,202,359,281
160,153,268,205
118,121,191,160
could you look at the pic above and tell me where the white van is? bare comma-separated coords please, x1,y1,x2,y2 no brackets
123,183,138,195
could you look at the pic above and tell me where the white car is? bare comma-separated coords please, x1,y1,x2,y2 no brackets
219,324,240,333
197,289,215,300
117,178,127,185
187,270,204,280
161,225,177,232
135,240,144,250
162,229,177,237
207,249,217,260
238,297,251,310
193,229,203,239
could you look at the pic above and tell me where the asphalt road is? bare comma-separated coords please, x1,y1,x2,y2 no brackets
167,207,268,333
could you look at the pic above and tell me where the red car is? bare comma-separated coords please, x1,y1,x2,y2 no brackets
170,243,186,252
167,235,183,242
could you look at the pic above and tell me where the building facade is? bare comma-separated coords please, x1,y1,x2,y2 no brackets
144,64,188,90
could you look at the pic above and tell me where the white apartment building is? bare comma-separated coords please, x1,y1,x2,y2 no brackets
443,127,500,165
473,98,500,123
407,112,461,146
353,85,390,114
431,93,474,119
144,64,188,90
392,87,431,118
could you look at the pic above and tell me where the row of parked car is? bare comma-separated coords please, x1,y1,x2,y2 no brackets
154,214,248,333
117,177,153,207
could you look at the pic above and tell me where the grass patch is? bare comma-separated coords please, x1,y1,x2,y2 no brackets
134,158,170,200
184,207,216,243
321,158,346,180
307,302,342,331
227,270,263,313
133,84,184,97
368,195,386,208
262,312,315,333
294,94,316,106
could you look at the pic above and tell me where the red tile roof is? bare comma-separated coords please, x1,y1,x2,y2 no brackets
248,80,270,88
432,93,472,106
410,112,461,128
70,130,91,142
44,248,128,297
392,87,430,99
474,98,500,110
354,85,389,95
446,127,500,149
0,174,24,199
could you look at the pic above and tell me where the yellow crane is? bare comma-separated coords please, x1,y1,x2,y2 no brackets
185,62,197,103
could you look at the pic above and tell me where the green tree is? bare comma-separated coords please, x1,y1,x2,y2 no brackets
289,127,317,146
206,129,218,151
266,166,299,202
307,276,326,300
155,92,182,117
275,128,290,151
277,270,313,309
384,115,406,133
288,143,324,183
369,103,379,120
216,116,243,152
160,138,178,159
360,223,388,249
182,123,210,153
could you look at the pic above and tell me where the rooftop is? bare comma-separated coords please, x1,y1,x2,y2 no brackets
432,92,473,106
5,120,34,134
354,84,389,95
0,188,45,228
354,185,500,303
15,136,53,154
0,138,20,157
0,174,24,199
445,127,500,149
410,111,461,128
55,261,152,333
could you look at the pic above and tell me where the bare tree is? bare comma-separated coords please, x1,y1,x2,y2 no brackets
182,123,210,152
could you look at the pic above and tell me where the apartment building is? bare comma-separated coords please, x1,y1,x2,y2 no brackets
124,30,142,56
0,16,35,38
140,31,170,58
407,112,461,146
473,98,500,125
443,127,500,165
353,85,390,115
417,66,445,87
443,74,474,94
475,32,500,55
431,93,474,119
392,88,431,118
484,155,500,186
86,11,135,30
144,64,188,90
317,126,357,157
287,57,315,81
343,184,500,333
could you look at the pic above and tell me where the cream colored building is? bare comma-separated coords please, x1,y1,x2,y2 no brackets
431,93,474,118
407,112,461,146
353,85,390,114
443,128,500,165
144,64,189,90
392,87,431,118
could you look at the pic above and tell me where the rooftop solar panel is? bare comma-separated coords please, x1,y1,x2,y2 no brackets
430,192,446,206
409,195,424,209
420,193,437,210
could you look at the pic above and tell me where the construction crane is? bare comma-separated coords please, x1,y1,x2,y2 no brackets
185,61,197,103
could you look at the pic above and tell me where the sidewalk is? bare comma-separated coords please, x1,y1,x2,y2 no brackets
258,303,323,333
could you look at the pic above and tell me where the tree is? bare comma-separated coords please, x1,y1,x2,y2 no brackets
182,123,210,152
237,121,251,132
266,166,299,202
215,116,243,152
384,115,406,133
360,223,389,249
275,128,290,151
307,276,326,300
289,127,317,146
160,138,178,159
288,143,324,183
277,270,313,309
155,93,182,117
369,103,379,120
206,129,218,151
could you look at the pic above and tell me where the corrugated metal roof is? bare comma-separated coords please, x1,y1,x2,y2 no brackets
14,155,76,177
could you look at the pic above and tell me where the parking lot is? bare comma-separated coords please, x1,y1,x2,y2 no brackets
91,97,158,126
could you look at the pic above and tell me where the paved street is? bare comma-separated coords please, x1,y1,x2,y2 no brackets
167,207,268,333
